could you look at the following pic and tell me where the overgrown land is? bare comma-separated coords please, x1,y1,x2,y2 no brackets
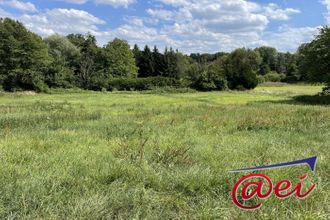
0,17,329,219
0,84,329,219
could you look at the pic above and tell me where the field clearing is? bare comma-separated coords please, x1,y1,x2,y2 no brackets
0,85,329,219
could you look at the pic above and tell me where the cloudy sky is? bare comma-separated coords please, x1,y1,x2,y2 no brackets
0,0,329,53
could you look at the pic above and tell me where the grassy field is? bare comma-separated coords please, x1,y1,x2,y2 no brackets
0,84,329,219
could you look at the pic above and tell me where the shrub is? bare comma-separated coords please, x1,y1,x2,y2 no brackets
32,77,49,93
257,75,266,84
192,70,228,91
226,48,260,90
264,71,286,82
87,74,109,91
44,61,75,89
319,86,330,96
239,70,258,90
108,77,183,91
3,70,49,93
284,73,301,83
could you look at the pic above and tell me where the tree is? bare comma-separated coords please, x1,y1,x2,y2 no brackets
255,46,277,75
67,34,86,49
190,52,226,64
0,18,50,92
298,27,330,88
163,47,178,78
132,44,142,68
226,48,260,90
46,34,80,60
275,52,287,74
67,33,100,88
104,38,138,78
175,52,191,79
44,34,80,87
152,46,165,76
138,45,154,77
188,61,227,91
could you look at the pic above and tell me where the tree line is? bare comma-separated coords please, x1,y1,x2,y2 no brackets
0,17,329,92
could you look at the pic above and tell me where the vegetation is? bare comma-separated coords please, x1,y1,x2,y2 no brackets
1,17,329,93
0,84,328,219
0,10,329,220
103,38,138,78
107,77,183,91
0,18,50,92
297,27,330,93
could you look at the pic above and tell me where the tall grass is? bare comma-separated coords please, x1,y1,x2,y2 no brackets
0,85,328,219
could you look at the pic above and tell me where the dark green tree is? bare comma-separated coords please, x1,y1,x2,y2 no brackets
298,27,330,88
275,52,287,74
188,61,227,91
175,52,191,80
67,33,100,88
255,46,277,75
190,53,226,64
132,44,142,67
226,48,260,90
163,47,178,78
138,45,154,77
0,18,50,92
152,46,165,76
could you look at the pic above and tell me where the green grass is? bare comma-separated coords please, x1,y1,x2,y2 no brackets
0,85,329,219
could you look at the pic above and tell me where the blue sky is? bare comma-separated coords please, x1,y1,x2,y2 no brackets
0,0,329,53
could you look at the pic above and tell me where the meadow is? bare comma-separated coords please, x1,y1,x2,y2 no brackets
0,84,329,219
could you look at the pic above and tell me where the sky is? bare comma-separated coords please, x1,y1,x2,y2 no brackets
0,0,329,53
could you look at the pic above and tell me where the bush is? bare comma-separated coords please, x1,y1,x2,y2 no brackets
141,87,196,94
257,75,266,84
3,70,49,93
264,71,286,82
192,70,228,91
227,70,259,90
108,77,183,91
239,70,258,90
284,73,301,83
87,74,109,91
32,78,49,93
319,86,330,96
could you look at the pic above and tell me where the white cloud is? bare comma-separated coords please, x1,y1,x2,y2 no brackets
95,0,135,7
62,0,87,4
0,0,37,12
98,18,178,48
19,8,105,36
135,0,306,52
156,0,189,7
261,26,319,52
322,0,330,23
149,0,271,36
264,3,300,20
150,0,302,35
62,0,135,7
146,9,174,21
0,0,319,53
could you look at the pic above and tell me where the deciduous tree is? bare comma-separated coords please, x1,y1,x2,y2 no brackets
0,18,50,92
104,38,138,78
